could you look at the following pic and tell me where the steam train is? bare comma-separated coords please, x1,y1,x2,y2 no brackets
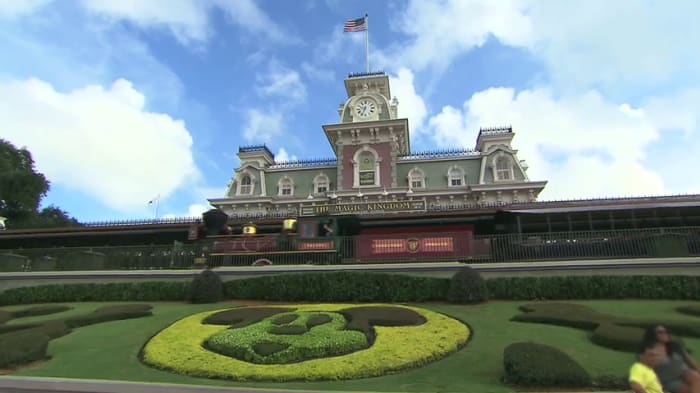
198,209,490,266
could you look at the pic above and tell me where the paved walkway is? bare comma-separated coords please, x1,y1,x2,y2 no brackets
0,376,360,393
0,376,631,393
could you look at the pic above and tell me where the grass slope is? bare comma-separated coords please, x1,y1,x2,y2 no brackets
7,300,700,393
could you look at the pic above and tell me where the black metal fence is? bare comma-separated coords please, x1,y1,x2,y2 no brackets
1,226,699,272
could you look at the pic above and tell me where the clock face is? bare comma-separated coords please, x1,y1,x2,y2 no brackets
355,99,376,118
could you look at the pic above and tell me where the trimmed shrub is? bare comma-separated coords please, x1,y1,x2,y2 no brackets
13,305,71,318
0,281,189,305
0,330,50,368
512,303,603,330
306,314,332,328
64,304,153,328
503,342,592,387
447,266,488,304
487,275,700,301
0,304,152,369
269,325,308,335
223,272,449,303
677,305,700,317
190,268,223,304
591,323,644,352
271,313,299,325
203,307,293,327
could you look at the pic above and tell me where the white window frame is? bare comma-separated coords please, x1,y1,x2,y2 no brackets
313,173,330,194
236,172,255,196
277,176,294,197
407,167,425,189
352,146,381,188
495,156,513,181
447,166,465,187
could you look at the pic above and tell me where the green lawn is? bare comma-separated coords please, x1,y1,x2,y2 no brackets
6,300,700,393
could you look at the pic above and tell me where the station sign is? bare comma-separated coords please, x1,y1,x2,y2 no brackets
300,200,426,216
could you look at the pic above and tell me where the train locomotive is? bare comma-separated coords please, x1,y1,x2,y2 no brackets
198,208,489,266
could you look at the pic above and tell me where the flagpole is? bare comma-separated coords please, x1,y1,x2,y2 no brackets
154,194,160,220
365,14,369,73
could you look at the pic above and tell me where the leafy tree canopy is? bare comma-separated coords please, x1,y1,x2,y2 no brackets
0,139,80,229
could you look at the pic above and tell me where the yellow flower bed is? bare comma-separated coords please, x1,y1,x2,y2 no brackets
141,303,469,381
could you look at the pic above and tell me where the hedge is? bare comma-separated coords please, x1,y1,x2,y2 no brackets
503,342,592,387
3,273,700,305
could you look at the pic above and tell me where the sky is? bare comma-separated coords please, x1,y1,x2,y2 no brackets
1,0,699,223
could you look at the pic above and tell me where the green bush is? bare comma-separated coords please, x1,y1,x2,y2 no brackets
0,281,189,305
503,342,592,387
447,266,488,304
223,272,449,303
190,268,223,303
591,323,644,352
12,305,71,318
2,273,700,306
487,275,700,300
0,330,50,368
64,304,153,328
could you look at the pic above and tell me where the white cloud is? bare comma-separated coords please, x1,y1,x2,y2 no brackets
213,0,292,43
389,68,427,136
301,62,335,83
388,0,700,91
426,86,700,200
274,147,298,163
242,108,284,143
79,0,291,46
0,0,51,19
383,0,532,72
0,78,200,212
80,0,209,45
256,61,306,102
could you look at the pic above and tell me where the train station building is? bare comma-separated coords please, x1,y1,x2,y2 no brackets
208,71,548,219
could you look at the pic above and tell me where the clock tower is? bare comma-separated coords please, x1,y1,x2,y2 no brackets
323,71,406,193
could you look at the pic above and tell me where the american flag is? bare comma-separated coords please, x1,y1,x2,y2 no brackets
343,16,367,32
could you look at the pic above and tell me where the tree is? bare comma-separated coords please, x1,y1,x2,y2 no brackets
0,139,79,229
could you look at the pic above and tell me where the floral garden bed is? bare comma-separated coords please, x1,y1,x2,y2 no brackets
141,303,469,381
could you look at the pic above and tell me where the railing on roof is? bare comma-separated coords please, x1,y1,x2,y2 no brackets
399,147,480,160
479,126,513,135
347,71,385,78
82,217,202,227
269,158,338,169
238,145,275,158
531,193,700,205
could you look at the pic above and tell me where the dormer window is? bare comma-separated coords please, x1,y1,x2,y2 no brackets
496,157,512,181
239,175,252,195
408,168,425,189
313,174,329,194
448,166,465,187
278,177,294,196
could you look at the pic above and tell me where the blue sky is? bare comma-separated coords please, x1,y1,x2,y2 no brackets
1,0,699,223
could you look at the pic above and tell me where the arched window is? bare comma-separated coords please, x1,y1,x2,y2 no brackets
313,174,329,194
278,177,294,196
408,168,425,189
496,157,512,181
353,147,380,187
358,151,375,185
448,166,465,187
239,175,252,195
